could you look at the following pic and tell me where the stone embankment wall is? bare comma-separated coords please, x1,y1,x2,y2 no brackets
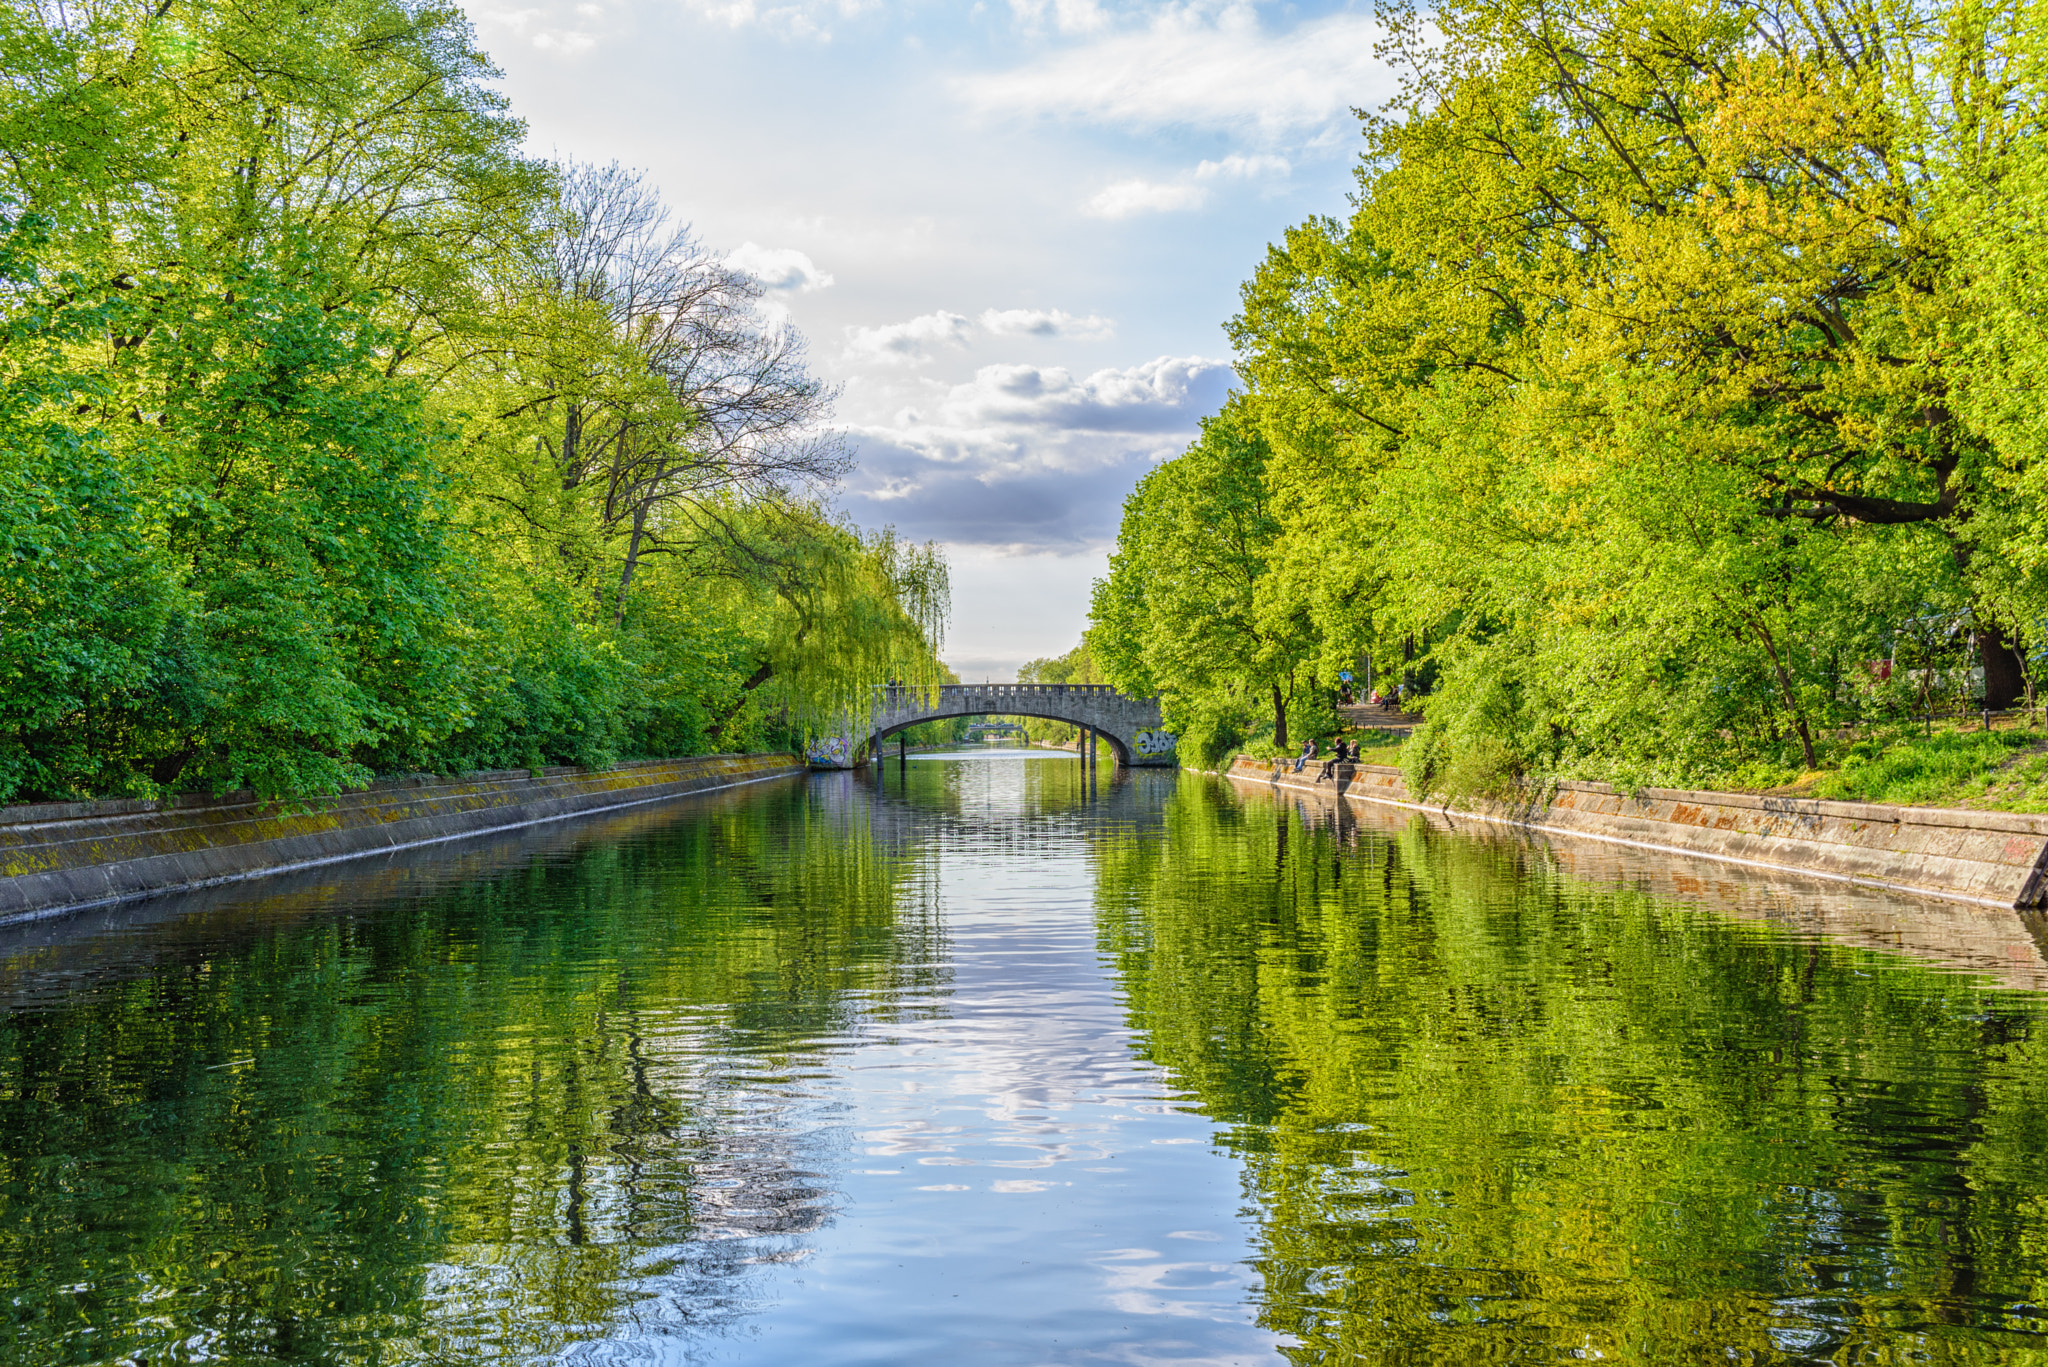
1227,757,2048,910
0,754,802,927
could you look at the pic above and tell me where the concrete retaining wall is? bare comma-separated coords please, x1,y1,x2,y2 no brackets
0,754,803,926
1227,757,2048,910
1234,765,2048,991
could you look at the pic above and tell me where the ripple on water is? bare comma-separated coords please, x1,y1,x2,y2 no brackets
0,756,2045,1364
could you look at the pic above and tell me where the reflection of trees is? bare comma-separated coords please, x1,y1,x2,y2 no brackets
1095,779,2048,1362
862,755,1174,847
0,778,938,1365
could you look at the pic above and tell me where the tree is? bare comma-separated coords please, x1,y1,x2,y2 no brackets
1205,0,2048,786
459,162,845,624
0,0,950,799
1092,401,1318,760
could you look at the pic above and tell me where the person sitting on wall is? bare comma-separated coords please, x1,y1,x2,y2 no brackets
1294,738,1316,773
1317,739,1350,782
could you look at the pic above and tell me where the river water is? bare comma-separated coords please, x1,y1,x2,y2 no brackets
4,750,2048,1364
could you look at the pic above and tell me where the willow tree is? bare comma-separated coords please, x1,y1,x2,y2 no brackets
682,508,951,747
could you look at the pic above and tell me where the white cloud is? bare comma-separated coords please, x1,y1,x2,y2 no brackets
469,3,602,53
844,310,975,365
678,0,878,39
842,305,1116,361
725,241,835,292
533,29,597,51
1084,179,1207,219
979,307,1114,340
955,11,1390,136
1083,151,1291,218
837,356,1233,549
1195,153,1290,179
916,355,1226,434
1005,0,1111,35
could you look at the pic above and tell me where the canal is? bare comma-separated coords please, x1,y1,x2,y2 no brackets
4,750,2048,1363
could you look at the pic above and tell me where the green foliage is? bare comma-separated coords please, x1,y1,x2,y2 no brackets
1090,399,1323,762
144,267,464,796
1015,640,1102,745
0,221,176,800
1093,0,2048,800
0,0,949,803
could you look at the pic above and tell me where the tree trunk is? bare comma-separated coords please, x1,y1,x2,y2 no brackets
1978,622,2027,710
614,503,648,628
1273,683,1288,748
1751,617,1819,769
705,661,773,741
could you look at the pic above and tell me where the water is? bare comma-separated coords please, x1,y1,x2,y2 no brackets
4,754,2048,1364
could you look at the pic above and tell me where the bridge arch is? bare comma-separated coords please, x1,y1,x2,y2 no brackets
807,684,1177,769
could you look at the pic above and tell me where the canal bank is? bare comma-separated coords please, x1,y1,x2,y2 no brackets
0,753,802,926
1225,756,2048,910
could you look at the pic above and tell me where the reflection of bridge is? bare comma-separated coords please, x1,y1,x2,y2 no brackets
808,684,1177,769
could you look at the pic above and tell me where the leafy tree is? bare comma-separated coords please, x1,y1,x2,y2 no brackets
0,0,953,800
1129,0,2048,790
1091,401,1320,761
0,217,175,800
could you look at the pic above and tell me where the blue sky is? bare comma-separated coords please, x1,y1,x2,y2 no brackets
461,0,1393,679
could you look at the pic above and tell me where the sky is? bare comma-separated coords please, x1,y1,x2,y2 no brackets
458,0,1395,680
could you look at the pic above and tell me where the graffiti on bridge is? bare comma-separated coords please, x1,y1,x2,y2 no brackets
1133,729,1176,757
808,736,854,767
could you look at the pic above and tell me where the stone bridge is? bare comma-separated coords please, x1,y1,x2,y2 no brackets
807,684,1177,768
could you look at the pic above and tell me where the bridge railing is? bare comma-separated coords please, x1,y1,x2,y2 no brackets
876,683,1123,703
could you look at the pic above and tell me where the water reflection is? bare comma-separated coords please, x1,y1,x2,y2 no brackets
2,760,2047,1364
1102,776,2048,1363
0,776,941,1364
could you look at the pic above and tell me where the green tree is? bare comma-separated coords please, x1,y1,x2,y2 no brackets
1198,0,2048,787
1092,400,1320,761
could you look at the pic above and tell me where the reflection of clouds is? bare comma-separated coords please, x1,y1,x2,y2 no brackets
862,1118,967,1155
749,761,1282,1361
1071,1343,1296,1367
1092,1248,1264,1321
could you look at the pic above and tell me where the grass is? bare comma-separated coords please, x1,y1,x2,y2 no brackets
1796,722,2048,809
1209,715,2048,813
